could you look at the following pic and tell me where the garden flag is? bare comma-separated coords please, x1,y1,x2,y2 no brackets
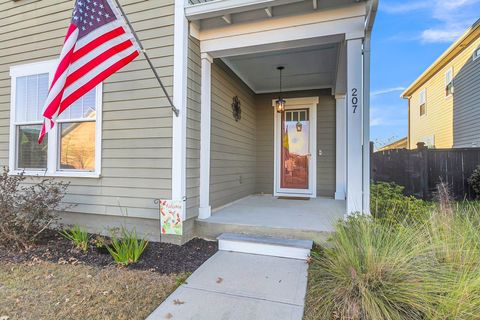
159,200,183,235
38,0,140,143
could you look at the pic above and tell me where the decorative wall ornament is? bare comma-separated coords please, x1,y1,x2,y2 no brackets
231,96,241,121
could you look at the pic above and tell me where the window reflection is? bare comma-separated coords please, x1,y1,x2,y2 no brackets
17,125,48,169
60,121,95,171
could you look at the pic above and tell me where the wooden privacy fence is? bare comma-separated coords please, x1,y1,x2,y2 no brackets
371,147,480,200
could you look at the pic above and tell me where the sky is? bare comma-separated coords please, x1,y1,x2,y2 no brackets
370,0,480,147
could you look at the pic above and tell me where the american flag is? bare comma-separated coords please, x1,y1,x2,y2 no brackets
38,0,140,143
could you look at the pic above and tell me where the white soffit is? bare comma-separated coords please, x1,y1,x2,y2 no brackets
222,43,338,93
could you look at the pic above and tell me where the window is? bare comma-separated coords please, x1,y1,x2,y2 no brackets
9,60,102,177
473,47,480,61
419,89,426,116
445,68,454,97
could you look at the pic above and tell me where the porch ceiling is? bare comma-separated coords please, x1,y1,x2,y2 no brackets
222,43,339,93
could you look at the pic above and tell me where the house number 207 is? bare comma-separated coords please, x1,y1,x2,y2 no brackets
351,88,358,113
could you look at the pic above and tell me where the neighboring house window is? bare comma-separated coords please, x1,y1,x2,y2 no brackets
9,60,102,177
445,68,454,97
419,89,426,116
473,47,480,61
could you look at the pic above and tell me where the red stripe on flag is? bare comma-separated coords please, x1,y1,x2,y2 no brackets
50,24,77,89
64,39,134,89
71,26,125,63
59,50,139,113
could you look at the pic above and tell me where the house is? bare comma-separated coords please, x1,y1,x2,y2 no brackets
377,137,407,152
401,19,480,149
1,0,377,244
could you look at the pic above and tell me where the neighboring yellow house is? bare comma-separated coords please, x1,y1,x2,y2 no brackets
377,137,408,152
402,19,480,149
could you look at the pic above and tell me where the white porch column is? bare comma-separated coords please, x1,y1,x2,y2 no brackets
198,53,213,219
346,38,364,214
335,94,346,200
172,0,188,220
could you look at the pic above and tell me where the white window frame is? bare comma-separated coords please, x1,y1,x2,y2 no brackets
419,89,426,116
9,60,102,178
473,46,480,61
445,67,454,97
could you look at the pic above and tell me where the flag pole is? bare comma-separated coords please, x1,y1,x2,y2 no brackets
112,0,179,117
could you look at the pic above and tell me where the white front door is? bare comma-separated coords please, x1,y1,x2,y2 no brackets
274,97,317,198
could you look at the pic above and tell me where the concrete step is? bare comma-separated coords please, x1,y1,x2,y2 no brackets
217,233,313,260
195,218,332,244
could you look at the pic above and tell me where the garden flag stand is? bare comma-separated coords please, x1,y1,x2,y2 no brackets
38,0,178,144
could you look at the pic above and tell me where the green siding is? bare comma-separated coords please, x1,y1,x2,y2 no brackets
0,0,175,220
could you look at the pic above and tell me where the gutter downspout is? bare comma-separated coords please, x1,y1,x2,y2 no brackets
362,0,378,214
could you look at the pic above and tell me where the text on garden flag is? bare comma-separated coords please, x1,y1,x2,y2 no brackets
159,200,183,236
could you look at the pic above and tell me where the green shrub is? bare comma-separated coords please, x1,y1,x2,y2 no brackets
60,225,89,252
370,181,432,224
107,227,148,265
306,195,480,320
0,167,69,249
467,165,480,198
305,216,434,320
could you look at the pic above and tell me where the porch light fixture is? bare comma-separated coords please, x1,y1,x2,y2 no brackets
296,121,303,132
275,66,286,113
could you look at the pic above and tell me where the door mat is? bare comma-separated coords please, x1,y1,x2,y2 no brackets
277,196,310,200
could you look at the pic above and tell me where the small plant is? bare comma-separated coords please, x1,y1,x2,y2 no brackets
60,225,89,252
107,227,148,265
90,234,111,253
468,165,480,198
0,166,69,249
175,273,191,287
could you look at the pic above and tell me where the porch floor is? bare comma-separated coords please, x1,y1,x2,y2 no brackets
202,194,345,233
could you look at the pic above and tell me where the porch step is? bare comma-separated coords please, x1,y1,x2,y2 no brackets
217,233,313,260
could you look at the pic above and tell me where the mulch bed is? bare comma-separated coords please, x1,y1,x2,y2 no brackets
0,230,218,274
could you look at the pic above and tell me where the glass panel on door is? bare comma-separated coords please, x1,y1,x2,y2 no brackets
280,109,310,189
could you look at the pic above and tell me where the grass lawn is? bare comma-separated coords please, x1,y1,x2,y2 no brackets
0,261,186,320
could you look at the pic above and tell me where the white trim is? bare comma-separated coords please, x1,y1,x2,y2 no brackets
172,0,189,220
273,97,318,198
9,60,102,178
9,60,58,78
473,46,480,61
335,94,346,200
198,53,213,219
444,67,453,98
200,16,364,58
419,88,427,116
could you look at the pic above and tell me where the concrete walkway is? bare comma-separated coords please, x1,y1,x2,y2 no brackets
147,251,309,320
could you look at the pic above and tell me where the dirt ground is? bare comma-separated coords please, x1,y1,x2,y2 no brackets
0,232,218,275
0,260,187,320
